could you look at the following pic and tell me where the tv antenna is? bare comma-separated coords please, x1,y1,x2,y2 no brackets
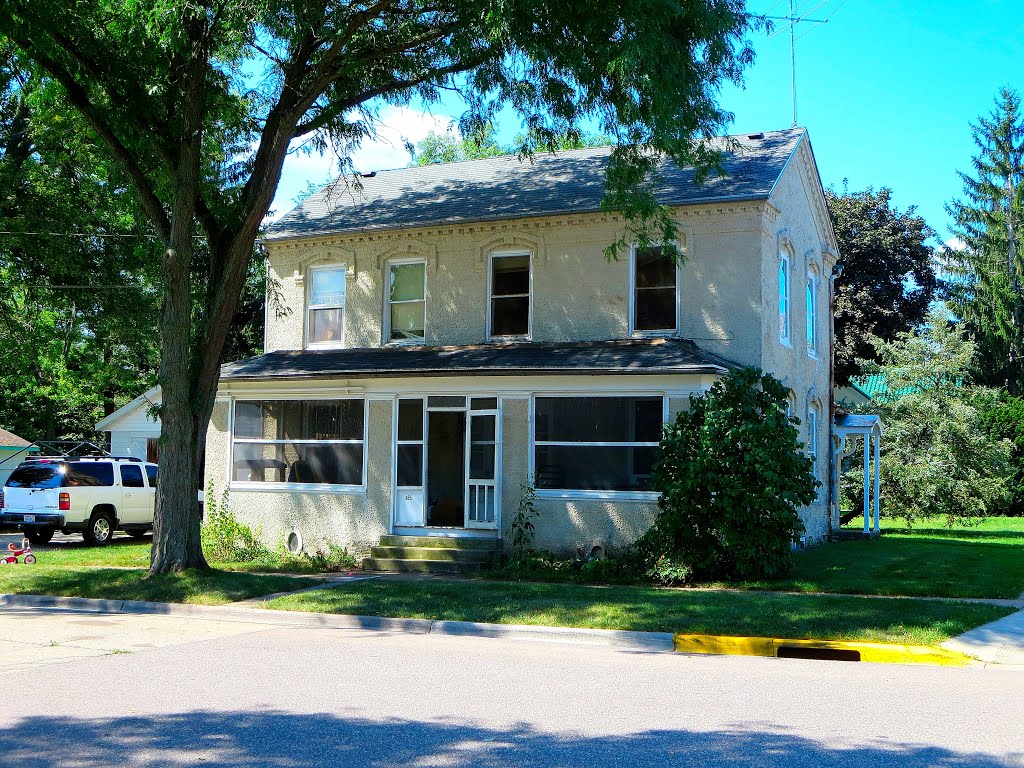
764,0,835,127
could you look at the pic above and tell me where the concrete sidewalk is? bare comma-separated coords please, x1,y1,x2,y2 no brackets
942,608,1024,665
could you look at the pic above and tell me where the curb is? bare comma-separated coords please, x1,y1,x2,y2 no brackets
673,633,978,667
0,593,673,652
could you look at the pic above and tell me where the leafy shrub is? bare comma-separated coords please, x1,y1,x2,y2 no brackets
201,482,270,563
977,393,1024,516
485,549,643,585
507,480,540,560
277,543,358,572
638,367,817,583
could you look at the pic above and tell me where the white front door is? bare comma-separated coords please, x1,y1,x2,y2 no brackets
394,398,426,527
465,410,499,529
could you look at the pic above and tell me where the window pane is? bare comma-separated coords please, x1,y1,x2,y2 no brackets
390,262,425,302
120,464,145,488
398,399,424,441
806,280,815,348
146,465,158,488
390,300,425,341
535,445,655,491
491,296,529,336
310,268,346,306
233,400,364,441
470,444,496,480
535,397,662,443
471,397,497,410
427,395,466,408
635,287,677,331
491,255,530,296
397,444,423,486
6,465,63,489
635,247,676,288
67,462,115,487
310,308,343,344
233,442,363,485
470,414,495,443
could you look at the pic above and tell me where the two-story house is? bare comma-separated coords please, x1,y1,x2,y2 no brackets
203,127,839,567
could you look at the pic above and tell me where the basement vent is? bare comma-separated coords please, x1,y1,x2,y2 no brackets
286,529,303,554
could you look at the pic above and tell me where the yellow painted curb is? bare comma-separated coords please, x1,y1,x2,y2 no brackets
673,634,975,667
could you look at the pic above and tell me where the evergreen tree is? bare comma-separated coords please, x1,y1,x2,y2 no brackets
944,88,1024,392
827,186,938,385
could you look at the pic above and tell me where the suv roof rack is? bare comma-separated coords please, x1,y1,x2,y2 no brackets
25,455,144,463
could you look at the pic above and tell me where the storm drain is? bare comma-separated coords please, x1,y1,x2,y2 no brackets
776,645,861,662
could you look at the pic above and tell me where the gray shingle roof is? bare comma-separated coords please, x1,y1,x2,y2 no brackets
266,129,804,240
220,337,740,381
0,428,31,448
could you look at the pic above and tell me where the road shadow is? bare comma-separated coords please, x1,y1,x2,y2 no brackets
0,710,1017,767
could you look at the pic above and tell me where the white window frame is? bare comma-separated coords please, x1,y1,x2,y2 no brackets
305,264,347,349
806,270,818,358
228,396,368,494
779,248,792,346
529,393,667,501
384,258,427,345
807,401,820,479
629,242,681,336
487,250,533,340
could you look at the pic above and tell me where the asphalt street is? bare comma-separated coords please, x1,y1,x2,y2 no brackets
0,607,1021,767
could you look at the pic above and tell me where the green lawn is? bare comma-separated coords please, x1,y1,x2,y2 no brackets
747,517,1024,600
264,579,1013,645
0,565,312,605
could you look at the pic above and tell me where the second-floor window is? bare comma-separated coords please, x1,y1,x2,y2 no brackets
779,250,791,344
387,260,426,343
632,245,678,333
806,271,818,356
307,265,346,347
489,252,531,338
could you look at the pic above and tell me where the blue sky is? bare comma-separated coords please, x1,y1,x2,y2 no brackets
273,0,1024,243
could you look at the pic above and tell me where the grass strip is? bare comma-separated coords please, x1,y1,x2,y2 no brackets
264,579,1013,645
0,566,316,605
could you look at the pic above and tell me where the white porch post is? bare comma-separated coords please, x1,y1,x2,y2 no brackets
872,429,881,533
863,435,871,534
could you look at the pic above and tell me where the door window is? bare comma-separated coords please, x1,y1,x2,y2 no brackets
120,464,145,488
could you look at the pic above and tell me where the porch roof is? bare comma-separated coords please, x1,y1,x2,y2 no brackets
220,337,740,382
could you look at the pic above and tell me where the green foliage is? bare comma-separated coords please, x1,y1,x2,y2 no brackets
856,309,1012,526
485,549,643,585
276,543,358,573
977,394,1024,516
507,480,540,558
638,368,817,583
201,482,270,564
827,185,938,385
412,123,610,166
943,88,1024,393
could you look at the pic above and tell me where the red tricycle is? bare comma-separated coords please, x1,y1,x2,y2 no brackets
1,539,37,565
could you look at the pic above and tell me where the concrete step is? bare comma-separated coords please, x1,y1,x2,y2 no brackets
379,535,499,551
361,557,483,574
369,546,494,562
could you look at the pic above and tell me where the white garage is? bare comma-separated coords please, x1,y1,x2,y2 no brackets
95,386,162,461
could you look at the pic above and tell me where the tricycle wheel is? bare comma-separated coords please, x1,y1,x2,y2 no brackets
23,553,37,564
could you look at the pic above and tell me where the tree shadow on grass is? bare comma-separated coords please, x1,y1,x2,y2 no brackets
0,711,1017,768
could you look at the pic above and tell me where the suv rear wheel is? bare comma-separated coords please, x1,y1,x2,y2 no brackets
25,527,55,546
83,511,115,546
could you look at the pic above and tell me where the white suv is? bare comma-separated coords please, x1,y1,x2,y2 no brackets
0,456,158,546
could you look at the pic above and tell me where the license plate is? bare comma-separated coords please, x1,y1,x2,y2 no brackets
23,515,35,523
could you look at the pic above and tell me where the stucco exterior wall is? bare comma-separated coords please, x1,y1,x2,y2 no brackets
762,139,839,542
264,204,769,365
204,398,393,557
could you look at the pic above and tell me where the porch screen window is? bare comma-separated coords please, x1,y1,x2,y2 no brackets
633,245,678,332
490,254,530,337
534,396,662,492
396,399,424,487
307,266,346,346
232,399,365,486
388,261,426,342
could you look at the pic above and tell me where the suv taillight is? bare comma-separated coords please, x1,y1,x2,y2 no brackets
59,492,71,511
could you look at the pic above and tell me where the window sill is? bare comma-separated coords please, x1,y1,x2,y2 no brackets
487,335,531,344
535,489,660,502
384,339,426,347
229,482,367,495
780,338,793,349
306,342,346,351
631,329,678,339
